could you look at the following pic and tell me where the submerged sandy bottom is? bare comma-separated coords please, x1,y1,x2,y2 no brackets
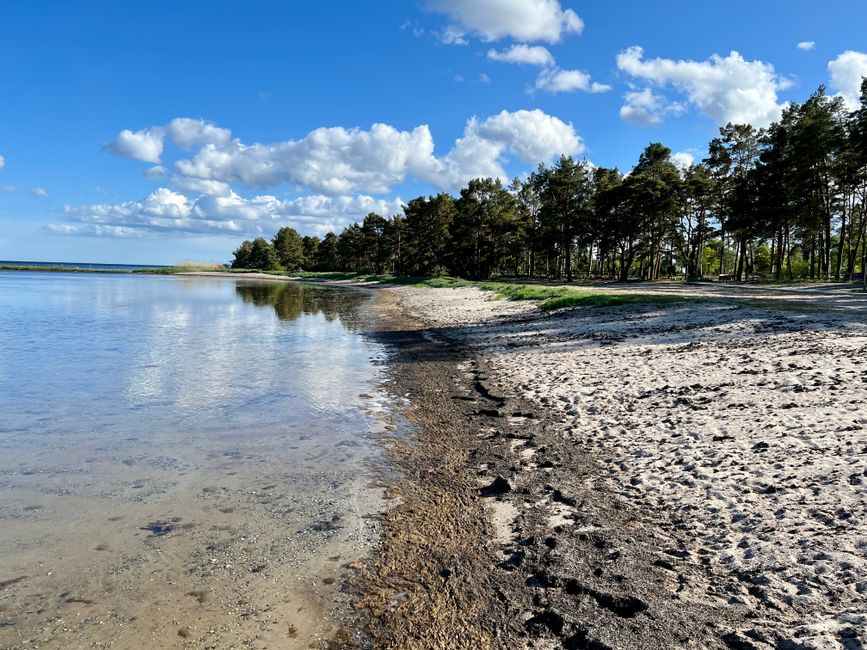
0,275,395,650
0,403,392,650
394,283,867,647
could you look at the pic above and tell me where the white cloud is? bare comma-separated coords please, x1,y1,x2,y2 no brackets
426,0,583,43
144,165,167,179
671,151,695,170
168,109,580,195
29,187,49,197
175,122,440,195
828,50,867,109
54,188,403,238
106,118,233,163
165,118,231,149
488,44,554,66
438,109,582,185
107,128,164,163
170,176,234,197
619,87,685,125
479,72,491,83
534,68,611,94
797,41,816,51
616,46,790,126
0,154,5,170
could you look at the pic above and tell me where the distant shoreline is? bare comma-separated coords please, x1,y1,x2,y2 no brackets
0,263,170,273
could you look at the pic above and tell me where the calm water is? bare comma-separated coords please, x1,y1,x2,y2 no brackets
0,272,393,649
0,260,168,271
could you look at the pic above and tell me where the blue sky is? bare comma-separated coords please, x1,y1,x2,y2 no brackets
1,0,866,264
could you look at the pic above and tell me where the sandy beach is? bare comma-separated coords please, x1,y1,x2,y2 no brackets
376,282,867,649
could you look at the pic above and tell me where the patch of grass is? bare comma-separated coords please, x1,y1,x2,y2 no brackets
538,291,686,310
291,270,363,280
132,266,183,274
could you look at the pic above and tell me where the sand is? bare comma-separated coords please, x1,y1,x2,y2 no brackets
389,282,867,649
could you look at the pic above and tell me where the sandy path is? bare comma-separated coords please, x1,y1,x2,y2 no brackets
391,284,867,649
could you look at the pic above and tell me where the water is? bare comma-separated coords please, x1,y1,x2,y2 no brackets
0,260,169,271
0,272,393,649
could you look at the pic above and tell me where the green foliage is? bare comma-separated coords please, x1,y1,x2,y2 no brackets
231,240,254,269
403,194,456,275
301,236,320,269
317,232,339,271
272,227,305,271
232,237,280,271
450,178,517,279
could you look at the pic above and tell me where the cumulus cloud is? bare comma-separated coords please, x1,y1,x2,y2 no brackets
165,118,232,149
828,50,867,109
170,176,234,197
54,188,403,238
426,0,583,43
797,41,816,51
0,154,5,170
616,46,790,126
29,187,49,197
106,128,165,163
174,123,439,195
168,109,580,195
534,68,611,93
488,44,554,66
619,87,685,125
439,109,582,184
106,118,233,163
82,109,582,238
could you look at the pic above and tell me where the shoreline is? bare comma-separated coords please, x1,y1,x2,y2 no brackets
367,283,867,649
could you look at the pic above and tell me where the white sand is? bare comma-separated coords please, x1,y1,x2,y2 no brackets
391,283,867,647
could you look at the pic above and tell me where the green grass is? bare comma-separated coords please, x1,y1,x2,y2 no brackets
535,291,686,310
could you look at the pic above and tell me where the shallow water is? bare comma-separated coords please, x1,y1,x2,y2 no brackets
0,272,392,649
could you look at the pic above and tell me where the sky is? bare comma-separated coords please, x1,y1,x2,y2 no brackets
1,0,866,264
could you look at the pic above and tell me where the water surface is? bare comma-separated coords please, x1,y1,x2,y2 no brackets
0,272,391,649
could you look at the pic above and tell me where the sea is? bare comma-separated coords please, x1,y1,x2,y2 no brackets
0,271,394,648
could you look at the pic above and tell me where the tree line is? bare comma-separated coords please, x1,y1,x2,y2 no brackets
232,81,867,282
